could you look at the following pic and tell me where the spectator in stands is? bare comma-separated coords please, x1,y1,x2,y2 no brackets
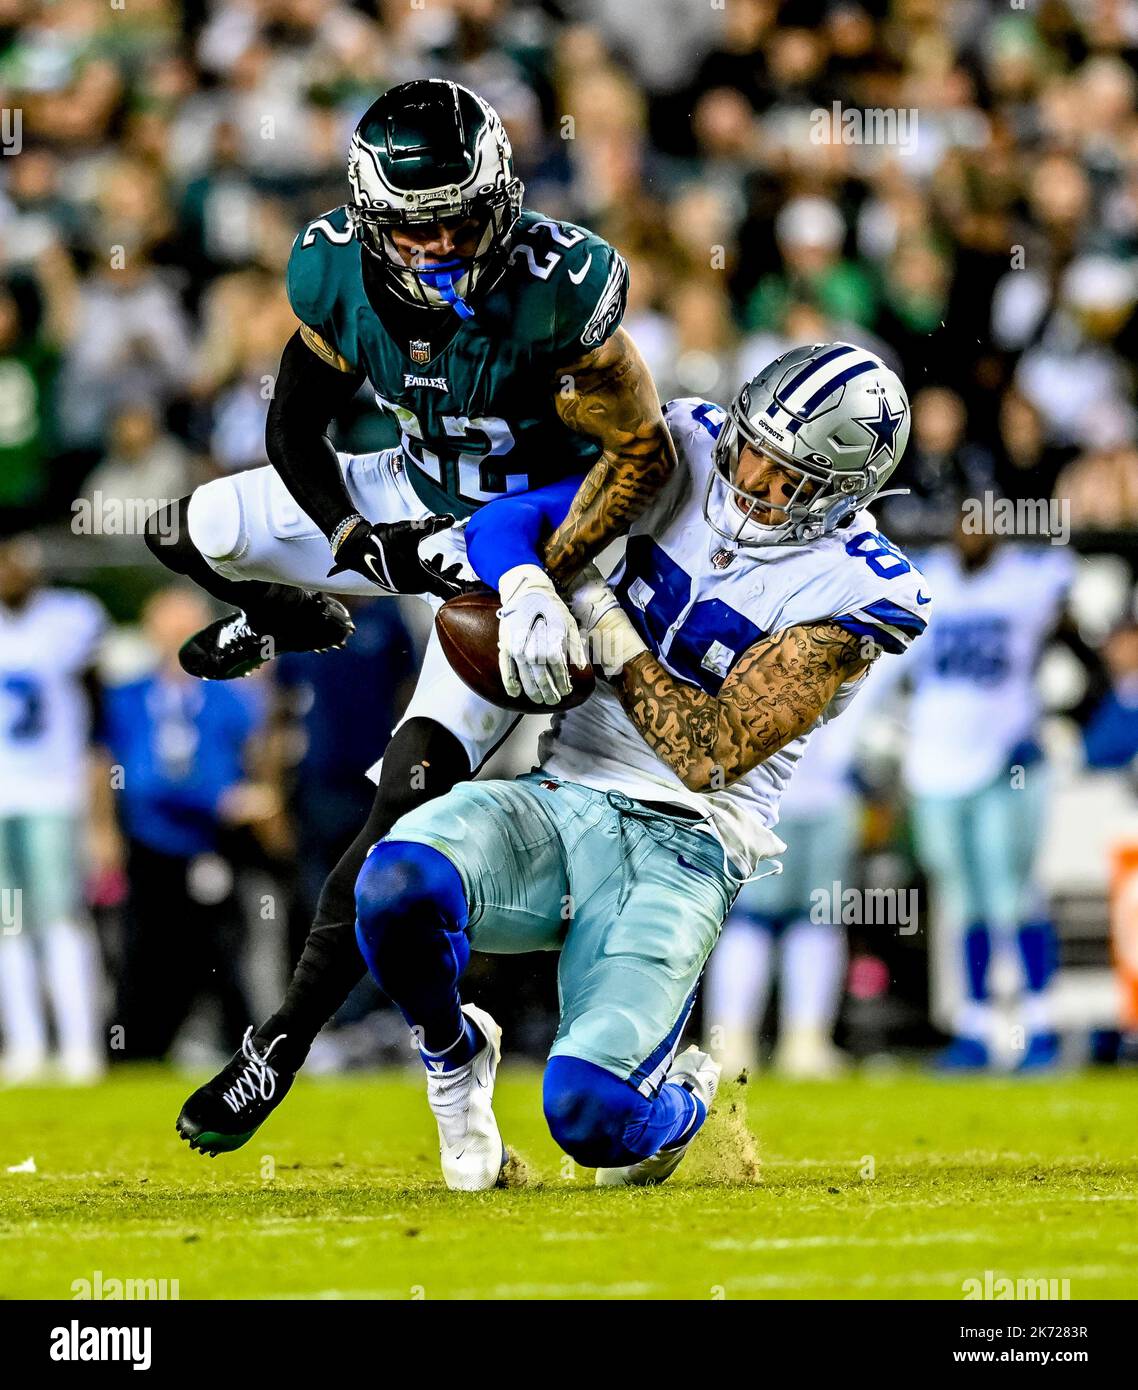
80,400,194,525
743,196,878,334
877,387,996,539
1083,620,1138,771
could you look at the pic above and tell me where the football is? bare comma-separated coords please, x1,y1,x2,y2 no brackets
434,588,596,714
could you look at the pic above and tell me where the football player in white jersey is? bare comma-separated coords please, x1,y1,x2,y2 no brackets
339,342,930,1189
0,537,107,1083
904,519,1074,1071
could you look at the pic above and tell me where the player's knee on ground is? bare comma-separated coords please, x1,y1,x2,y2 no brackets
186,476,245,564
543,1055,656,1168
354,840,468,972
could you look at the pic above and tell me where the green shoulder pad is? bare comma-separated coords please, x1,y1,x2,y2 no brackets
286,206,358,345
550,229,629,361
504,214,629,362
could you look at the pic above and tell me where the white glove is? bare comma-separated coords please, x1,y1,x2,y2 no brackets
566,564,647,678
497,564,588,706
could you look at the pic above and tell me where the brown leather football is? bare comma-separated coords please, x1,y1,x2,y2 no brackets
434,589,596,714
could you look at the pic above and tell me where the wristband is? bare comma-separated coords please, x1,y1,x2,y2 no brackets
498,563,556,606
590,606,648,678
330,513,366,556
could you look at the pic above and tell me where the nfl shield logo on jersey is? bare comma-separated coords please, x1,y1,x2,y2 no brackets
711,548,734,569
410,339,431,364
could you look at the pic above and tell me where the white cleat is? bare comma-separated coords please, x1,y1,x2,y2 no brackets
1,1051,50,1086
595,1045,721,1188
424,1004,507,1192
773,1027,850,1080
58,1050,106,1086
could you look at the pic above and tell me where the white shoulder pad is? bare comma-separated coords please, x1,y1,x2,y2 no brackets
822,521,931,655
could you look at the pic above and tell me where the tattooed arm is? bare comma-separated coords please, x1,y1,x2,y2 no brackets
563,565,876,794
541,328,677,586
612,624,874,792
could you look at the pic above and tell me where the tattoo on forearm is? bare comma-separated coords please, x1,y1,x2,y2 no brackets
613,622,872,791
299,322,355,374
543,328,676,585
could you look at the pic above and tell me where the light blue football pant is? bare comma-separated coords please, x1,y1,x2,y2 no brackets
0,813,82,933
911,768,1048,932
0,812,101,1065
384,773,736,1091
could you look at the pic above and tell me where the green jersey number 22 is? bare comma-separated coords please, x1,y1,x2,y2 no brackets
375,393,526,504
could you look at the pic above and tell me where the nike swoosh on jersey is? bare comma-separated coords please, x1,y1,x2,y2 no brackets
916,591,932,605
568,254,593,285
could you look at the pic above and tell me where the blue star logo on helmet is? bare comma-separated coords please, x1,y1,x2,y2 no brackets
853,390,906,465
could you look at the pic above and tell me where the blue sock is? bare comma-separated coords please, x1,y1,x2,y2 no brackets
354,840,471,1055
1017,919,1058,993
963,920,992,1000
420,1015,480,1069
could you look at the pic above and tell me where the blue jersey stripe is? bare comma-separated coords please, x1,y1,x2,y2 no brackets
861,598,927,636
833,616,908,655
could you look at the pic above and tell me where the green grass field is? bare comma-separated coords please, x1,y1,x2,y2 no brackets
1,1066,1135,1300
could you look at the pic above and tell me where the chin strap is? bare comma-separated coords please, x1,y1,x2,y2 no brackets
415,258,475,320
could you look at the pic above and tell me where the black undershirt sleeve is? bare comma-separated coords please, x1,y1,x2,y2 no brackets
265,330,367,541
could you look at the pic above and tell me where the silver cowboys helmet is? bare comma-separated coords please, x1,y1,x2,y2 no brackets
704,341,911,546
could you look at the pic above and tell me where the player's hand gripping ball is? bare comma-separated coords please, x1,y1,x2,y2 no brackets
435,588,596,714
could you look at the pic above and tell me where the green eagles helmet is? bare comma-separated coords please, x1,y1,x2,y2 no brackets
346,79,524,320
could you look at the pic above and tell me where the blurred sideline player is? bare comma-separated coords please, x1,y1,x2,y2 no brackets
704,712,862,1079
163,81,680,1151
0,536,106,1084
346,344,929,1188
904,518,1073,1071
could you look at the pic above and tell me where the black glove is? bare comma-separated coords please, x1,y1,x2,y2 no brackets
328,515,463,598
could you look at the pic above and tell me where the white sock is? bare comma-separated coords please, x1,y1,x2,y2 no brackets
705,916,774,1032
0,932,48,1062
1022,992,1052,1036
779,919,847,1035
43,920,103,1067
957,1000,994,1043
703,916,773,1065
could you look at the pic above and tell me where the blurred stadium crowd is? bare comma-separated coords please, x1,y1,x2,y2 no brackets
1,0,1138,1082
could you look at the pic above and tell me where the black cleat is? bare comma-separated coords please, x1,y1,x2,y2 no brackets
179,592,354,680
177,1028,297,1156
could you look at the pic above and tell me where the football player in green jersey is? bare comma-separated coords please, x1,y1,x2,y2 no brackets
151,80,678,1155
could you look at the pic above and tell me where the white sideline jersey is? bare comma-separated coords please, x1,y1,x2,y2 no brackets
0,589,106,816
541,398,930,876
903,544,1073,799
